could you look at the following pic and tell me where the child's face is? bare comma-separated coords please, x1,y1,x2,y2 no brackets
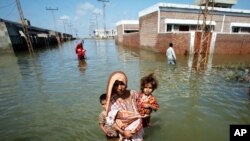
143,83,153,96
101,100,106,111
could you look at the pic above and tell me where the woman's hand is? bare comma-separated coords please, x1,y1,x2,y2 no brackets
122,130,134,139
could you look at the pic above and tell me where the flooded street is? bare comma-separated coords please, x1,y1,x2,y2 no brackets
0,39,249,141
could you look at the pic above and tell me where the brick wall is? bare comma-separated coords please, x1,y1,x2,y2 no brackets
215,33,250,54
124,25,139,30
139,12,158,48
116,24,139,45
123,32,140,48
159,11,199,32
116,25,123,44
155,33,190,54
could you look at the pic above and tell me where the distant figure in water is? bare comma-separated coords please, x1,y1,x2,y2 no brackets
166,42,176,65
75,40,86,60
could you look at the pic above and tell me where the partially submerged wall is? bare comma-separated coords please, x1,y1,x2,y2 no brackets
0,22,13,53
123,32,140,48
215,33,250,54
119,31,250,54
155,33,190,54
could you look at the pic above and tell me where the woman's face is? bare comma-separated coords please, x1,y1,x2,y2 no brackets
114,80,126,96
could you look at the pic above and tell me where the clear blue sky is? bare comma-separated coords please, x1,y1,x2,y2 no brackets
0,0,249,38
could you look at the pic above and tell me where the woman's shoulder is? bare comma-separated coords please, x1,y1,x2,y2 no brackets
129,89,139,95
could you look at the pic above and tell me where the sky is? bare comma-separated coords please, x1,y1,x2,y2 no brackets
0,0,250,38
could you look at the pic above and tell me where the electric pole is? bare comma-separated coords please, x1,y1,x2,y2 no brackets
46,8,58,32
16,0,34,54
60,18,67,33
98,0,109,38
93,12,100,31
46,7,60,43
68,22,73,36
193,0,214,71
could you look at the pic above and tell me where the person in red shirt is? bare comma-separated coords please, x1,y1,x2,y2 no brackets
75,41,86,60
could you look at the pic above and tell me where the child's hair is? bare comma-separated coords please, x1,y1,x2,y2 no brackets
99,93,106,103
140,73,158,92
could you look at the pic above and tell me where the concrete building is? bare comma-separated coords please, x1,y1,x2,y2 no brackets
116,2,250,54
93,29,117,39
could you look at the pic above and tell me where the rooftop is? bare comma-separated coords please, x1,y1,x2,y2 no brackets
116,20,139,26
139,2,250,17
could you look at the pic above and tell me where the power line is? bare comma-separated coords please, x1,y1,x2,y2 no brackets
98,0,109,38
46,7,58,32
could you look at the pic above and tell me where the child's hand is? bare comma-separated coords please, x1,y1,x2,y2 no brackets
143,103,151,108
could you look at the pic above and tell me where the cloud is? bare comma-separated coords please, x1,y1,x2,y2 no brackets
76,2,95,17
72,2,105,37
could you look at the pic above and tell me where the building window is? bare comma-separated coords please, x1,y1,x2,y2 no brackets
232,27,240,33
232,26,250,33
190,25,197,31
166,24,214,32
173,25,179,31
124,30,139,33
167,24,173,32
241,27,250,33
179,25,189,31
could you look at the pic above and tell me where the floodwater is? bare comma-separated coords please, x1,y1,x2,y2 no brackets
0,39,249,141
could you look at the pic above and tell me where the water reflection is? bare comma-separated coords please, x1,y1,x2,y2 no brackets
78,59,87,73
0,40,249,141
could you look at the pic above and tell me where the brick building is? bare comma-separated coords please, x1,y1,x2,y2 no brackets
115,20,139,45
117,3,250,54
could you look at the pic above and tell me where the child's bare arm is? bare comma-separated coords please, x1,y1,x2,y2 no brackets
99,123,108,134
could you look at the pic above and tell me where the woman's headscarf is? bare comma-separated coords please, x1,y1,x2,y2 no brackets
105,71,127,116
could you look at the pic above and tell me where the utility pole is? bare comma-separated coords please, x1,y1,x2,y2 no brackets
98,0,109,38
68,22,73,36
89,20,95,37
193,0,214,71
93,12,100,31
60,18,67,33
16,0,34,54
46,8,58,33
74,28,78,39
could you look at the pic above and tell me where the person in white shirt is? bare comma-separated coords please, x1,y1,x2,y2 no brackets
166,43,176,65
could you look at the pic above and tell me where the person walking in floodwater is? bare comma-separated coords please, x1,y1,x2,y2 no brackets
137,73,159,128
166,42,176,65
105,71,144,141
75,40,86,60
